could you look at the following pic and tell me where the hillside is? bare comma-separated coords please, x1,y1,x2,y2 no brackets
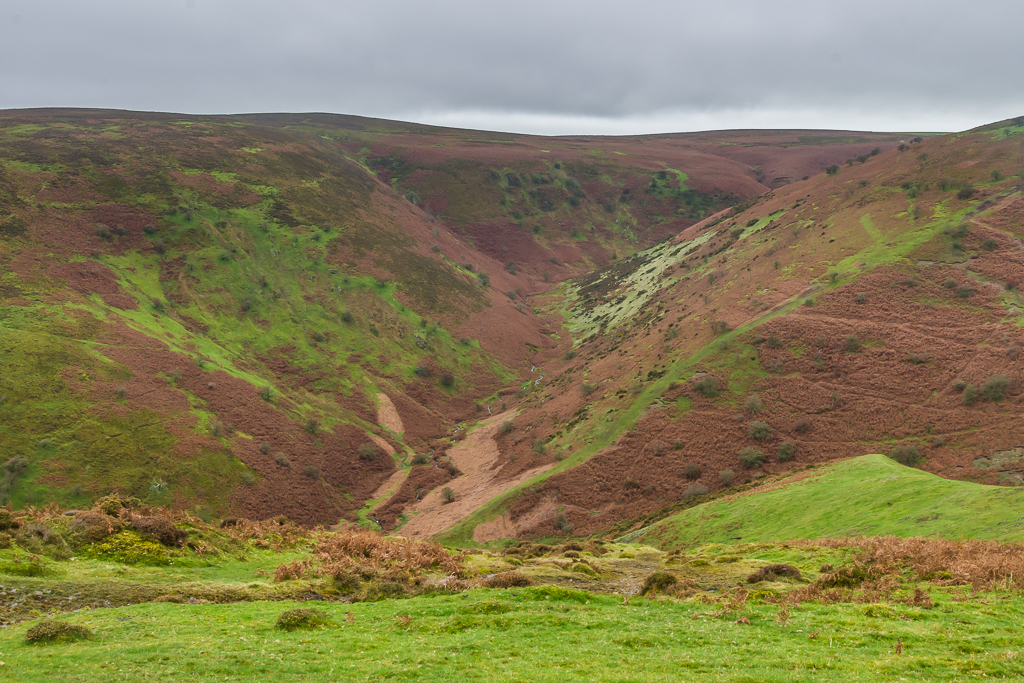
0,108,907,528
3,108,1024,542
633,454,1024,548
445,115,1024,544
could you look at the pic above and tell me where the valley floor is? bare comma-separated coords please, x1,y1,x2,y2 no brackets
4,586,1023,681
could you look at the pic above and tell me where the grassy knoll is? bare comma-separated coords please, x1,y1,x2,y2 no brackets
6,586,1024,681
640,454,1024,550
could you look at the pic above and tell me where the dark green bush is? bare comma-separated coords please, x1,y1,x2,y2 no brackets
890,444,923,466
964,384,978,405
776,441,796,462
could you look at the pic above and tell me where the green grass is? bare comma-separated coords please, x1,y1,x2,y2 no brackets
6,586,1024,681
641,454,1024,549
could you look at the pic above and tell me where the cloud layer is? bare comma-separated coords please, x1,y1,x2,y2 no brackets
3,0,1022,134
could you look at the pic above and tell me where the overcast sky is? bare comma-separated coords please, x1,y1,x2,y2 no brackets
2,1,1022,135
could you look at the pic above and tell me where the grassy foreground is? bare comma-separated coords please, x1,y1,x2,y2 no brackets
6,585,1024,682
640,455,1024,550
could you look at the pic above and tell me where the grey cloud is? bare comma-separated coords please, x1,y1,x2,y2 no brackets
1,0,1022,133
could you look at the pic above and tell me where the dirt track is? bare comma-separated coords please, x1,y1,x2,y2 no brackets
396,410,555,539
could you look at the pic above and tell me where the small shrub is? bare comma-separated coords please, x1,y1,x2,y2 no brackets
553,513,572,534
276,608,333,631
844,335,862,352
439,371,455,388
963,384,978,405
143,224,158,235
411,453,430,465
95,224,111,239
982,375,1011,402
776,441,795,462
564,350,577,360
482,571,532,588
303,465,320,479
441,487,456,504
794,420,810,434
981,238,998,252
275,453,291,467
683,463,701,480
744,394,764,413
532,439,546,455
747,564,802,583
719,469,735,485
890,444,923,466
649,440,665,456
341,311,354,324
305,418,319,434
580,383,596,396
748,421,772,441
357,443,379,461
131,516,188,546
641,571,678,595
855,292,867,304
682,482,708,499
952,380,967,393
693,376,720,398
738,447,766,468
414,365,431,377
258,386,273,401
710,320,729,335
957,185,977,200
498,421,516,435
25,620,93,644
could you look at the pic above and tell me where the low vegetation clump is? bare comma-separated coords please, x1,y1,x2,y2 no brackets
276,608,333,631
982,375,1011,402
746,563,802,583
640,571,677,595
738,447,766,468
25,620,92,644
481,571,532,588
693,376,719,398
748,421,772,441
357,442,380,461
776,441,795,462
889,444,923,466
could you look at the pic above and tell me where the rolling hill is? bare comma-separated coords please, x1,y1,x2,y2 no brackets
2,108,1023,543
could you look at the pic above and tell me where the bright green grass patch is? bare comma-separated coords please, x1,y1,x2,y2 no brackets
6,587,1024,681
641,454,1024,550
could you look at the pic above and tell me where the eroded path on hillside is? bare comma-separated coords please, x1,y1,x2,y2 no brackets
397,411,555,540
